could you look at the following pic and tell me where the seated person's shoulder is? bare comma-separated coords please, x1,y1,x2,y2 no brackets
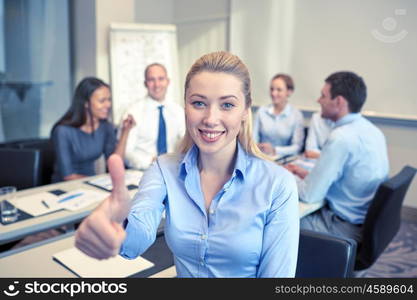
258,105,269,113
324,126,362,154
290,104,303,114
327,126,350,142
53,124,74,137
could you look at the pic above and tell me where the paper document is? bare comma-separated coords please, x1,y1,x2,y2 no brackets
45,189,109,212
86,170,144,191
53,247,154,278
292,157,316,172
299,201,323,217
14,192,61,217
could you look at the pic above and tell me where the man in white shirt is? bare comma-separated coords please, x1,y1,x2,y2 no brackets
121,63,185,169
304,111,335,159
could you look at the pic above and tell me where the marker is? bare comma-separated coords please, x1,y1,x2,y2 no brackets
58,192,84,203
41,200,50,209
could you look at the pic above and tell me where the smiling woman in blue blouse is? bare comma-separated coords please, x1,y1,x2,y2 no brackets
253,74,305,158
51,77,135,182
75,52,300,278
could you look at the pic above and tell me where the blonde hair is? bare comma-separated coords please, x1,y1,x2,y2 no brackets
178,51,271,161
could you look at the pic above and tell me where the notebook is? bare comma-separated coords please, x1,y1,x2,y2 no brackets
53,247,154,278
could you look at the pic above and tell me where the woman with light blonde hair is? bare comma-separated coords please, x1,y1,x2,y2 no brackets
179,52,268,160
75,51,299,278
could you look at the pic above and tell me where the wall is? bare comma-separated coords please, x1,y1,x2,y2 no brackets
0,0,5,74
230,0,417,122
376,121,417,208
71,0,135,85
96,0,135,83
71,0,96,86
2,0,71,139
38,0,71,137
135,0,229,103
174,0,229,97
289,0,417,121
135,0,173,23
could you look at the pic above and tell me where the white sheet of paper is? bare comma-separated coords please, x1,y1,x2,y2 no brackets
292,158,316,172
14,192,61,217
87,170,143,191
45,189,109,212
299,201,323,217
53,247,154,278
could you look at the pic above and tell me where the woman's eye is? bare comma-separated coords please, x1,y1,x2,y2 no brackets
191,101,205,108
221,102,235,110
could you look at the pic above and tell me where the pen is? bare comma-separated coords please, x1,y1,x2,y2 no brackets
41,200,49,209
58,192,84,203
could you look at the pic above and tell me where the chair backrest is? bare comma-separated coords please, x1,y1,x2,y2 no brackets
296,229,357,278
355,165,417,270
300,126,309,153
0,148,42,190
14,139,55,185
0,138,54,185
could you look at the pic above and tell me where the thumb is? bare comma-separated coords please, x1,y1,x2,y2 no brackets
107,154,130,223
108,154,127,198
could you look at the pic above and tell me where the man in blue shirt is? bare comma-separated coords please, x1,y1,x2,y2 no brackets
288,71,389,242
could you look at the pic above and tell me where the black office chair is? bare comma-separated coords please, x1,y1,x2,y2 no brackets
0,148,42,190
0,138,55,185
14,138,55,185
300,126,309,153
354,165,417,270
296,229,357,278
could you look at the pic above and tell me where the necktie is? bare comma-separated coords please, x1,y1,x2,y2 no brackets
157,105,167,155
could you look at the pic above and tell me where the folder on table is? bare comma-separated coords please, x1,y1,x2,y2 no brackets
53,247,154,278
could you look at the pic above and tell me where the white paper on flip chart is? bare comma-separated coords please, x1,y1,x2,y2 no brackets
14,192,61,217
53,247,154,278
45,189,109,212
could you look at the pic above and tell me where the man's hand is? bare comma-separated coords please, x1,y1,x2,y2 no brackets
304,150,320,159
75,154,131,259
285,163,309,179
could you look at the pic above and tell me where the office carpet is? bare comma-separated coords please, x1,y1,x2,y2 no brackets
362,207,417,278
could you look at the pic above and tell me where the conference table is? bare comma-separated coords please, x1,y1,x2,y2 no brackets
0,170,143,246
0,171,322,278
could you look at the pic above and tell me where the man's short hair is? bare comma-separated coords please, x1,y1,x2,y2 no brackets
144,63,168,80
325,71,367,113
